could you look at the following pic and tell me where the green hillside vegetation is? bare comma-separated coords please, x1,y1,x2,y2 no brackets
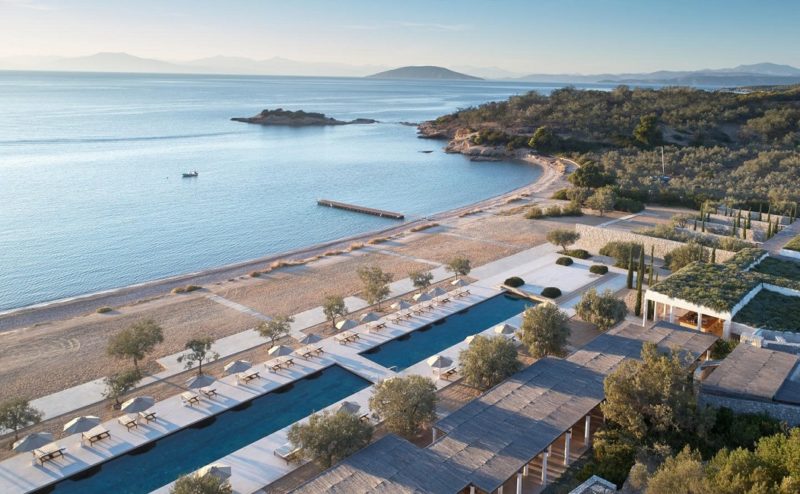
426,85,800,208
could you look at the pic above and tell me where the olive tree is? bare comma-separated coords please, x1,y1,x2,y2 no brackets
575,288,627,331
459,335,521,390
322,295,348,329
369,375,436,437
357,266,394,309
107,319,164,371
0,398,43,441
256,315,294,351
103,369,143,408
408,270,434,293
585,187,616,216
288,410,373,468
171,473,232,494
177,337,219,375
445,256,471,280
546,228,581,253
518,304,570,358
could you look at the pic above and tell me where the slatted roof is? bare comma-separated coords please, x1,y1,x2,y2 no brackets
291,322,717,494
701,344,800,406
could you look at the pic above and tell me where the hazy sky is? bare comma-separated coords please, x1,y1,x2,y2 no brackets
1,0,798,73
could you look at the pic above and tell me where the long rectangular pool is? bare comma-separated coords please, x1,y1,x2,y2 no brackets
360,293,534,371
40,365,370,494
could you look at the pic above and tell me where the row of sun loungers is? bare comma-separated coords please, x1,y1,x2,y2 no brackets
335,331,360,345
268,357,295,372
297,345,325,359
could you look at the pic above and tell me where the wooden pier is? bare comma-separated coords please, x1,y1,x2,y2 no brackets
317,199,404,219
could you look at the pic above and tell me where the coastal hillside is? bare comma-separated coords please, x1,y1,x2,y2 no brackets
420,84,800,208
367,65,482,80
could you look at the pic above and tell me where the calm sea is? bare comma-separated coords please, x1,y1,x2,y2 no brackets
0,72,609,311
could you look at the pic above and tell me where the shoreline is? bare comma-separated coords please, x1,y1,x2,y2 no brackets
0,153,565,331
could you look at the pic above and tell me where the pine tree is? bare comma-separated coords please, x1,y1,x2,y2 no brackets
634,247,645,317
626,249,634,289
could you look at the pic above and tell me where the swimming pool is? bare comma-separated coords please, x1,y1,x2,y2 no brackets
40,365,370,494
360,293,534,371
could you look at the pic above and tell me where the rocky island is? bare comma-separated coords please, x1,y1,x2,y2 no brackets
231,108,377,126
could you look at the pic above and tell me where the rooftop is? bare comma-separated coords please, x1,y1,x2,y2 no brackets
701,344,800,406
292,322,717,494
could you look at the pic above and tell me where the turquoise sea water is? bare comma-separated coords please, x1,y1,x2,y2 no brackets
0,72,607,311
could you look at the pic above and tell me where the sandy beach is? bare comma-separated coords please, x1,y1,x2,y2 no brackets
0,153,575,416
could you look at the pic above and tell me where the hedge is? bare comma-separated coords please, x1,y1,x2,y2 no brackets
589,265,609,275
541,287,562,298
556,257,574,266
565,249,591,259
504,276,525,288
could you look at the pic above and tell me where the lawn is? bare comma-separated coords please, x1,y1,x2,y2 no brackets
733,288,800,332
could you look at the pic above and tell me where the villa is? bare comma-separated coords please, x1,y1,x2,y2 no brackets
291,322,717,494
643,247,800,343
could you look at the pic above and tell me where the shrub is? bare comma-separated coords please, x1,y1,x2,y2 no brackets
614,196,645,213
664,243,709,271
541,287,562,298
556,257,574,266
96,306,113,314
249,271,261,278
525,206,544,219
561,201,584,216
504,276,525,287
551,188,569,200
546,205,563,217
564,249,591,259
590,264,609,274
599,241,643,268
185,285,201,292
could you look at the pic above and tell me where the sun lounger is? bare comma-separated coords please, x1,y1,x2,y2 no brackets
441,367,459,380
336,331,359,344
388,314,402,324
268,361,284,372
274,442,301,464
282,357,295,367
181,391,201,407
118,414,138,431
82,425,111,446
33,443,65,465
237,370,260,384
359,413,371,423
138,410,157,423
200,387,217,398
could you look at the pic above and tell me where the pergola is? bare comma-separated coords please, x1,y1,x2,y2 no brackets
291,323,717,494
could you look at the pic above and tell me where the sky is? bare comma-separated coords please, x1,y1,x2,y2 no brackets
1,0,798,74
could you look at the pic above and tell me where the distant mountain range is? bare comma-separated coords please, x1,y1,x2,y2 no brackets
1,53,798,86
367,66,482,80
514,63,800,86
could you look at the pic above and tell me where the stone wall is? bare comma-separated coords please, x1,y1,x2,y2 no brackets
573,224,736,262
699,393,800,426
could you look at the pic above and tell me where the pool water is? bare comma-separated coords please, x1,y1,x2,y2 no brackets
41,365,370,494
360,293,534,371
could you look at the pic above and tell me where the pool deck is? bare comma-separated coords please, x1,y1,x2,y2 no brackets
0,242,622,494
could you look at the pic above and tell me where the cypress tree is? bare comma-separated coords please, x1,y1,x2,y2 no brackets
758,203,763,222
648,245,654,286
634,247,645,317
746,209,752,229
767,205,772,225
626,248,634,289
767,221,773,239
701,215,706,233
693,219,697,231
742,221,748,240
711,247,716,264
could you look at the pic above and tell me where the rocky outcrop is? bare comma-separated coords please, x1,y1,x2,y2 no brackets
232,108,377,126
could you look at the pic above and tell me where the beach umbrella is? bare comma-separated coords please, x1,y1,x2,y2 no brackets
413,292,431,302
428,287,447,297
464,335,478,345
186,374,216,389
359,312,381,323
427,355,453,370
494,323,518,336
223,359,252,375
268,345,294,357
335,319,358,331
13,432,54,452
121,396,156,413
198,463,232,481
391,300,411,311
335,401,361,415
297,334,322,345
62,415,101,435
451,278,468,287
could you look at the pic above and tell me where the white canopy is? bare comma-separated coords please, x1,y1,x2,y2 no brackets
335,319,358,331
268,345,294,357
223,359,252,375
335,401,361,415
62,415,101,435
186,374,216,389
13,432,54,452
413,292,432,302
451,278,469,287
198,463,232,481
426,355,453,369
297,334,322,345
391,300,412,310
494,323,518,335
359,312,381,323
121,396,156,413
428,287,447,297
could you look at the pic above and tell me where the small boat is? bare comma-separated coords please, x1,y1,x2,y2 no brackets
182,171,198,178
